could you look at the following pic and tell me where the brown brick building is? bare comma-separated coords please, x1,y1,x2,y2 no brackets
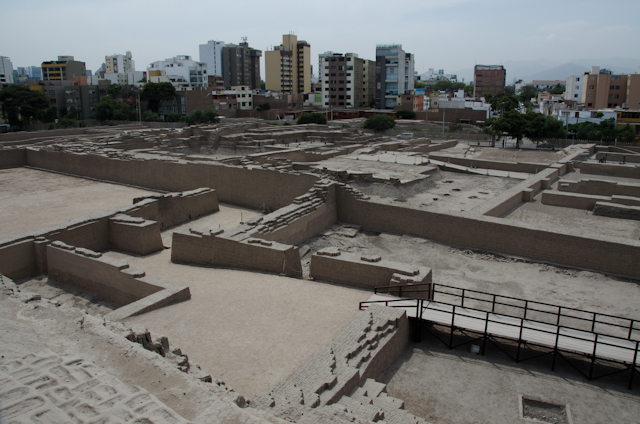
473,65,505,98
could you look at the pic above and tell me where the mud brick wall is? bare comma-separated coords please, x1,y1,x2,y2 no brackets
129,188,219,229
109,215,164,255
171,229,302,278
256,184,338,246
252,305,410,421
595,152,640,164
541,191,610,210
25,148,318,210
0,148,27,168
581,162,640,179
0,239,35,280
560,179,640,198
428,154,548,174
47,243,163,305
336,187,640,279
310,251,431,290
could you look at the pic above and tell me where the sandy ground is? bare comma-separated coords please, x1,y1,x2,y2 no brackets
382,337,640,424
350,169,520,213
0,167,157,240
100,206,372,399
314,153,436,183
302,229,640,319
444,145,567,164
505,193,640,240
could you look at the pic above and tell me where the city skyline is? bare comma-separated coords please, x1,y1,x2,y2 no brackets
1,0,639,82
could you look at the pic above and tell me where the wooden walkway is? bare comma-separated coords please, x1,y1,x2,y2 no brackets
363,294,640,366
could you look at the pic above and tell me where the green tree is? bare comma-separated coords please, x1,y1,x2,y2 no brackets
185,108,219,126
297,112,327,125
39,106,58,123
91,96,137,122
619,124,636,143
415,81,428,89
395,110,416,119
549,84,565,95
0,85,50,128
493,110,527,147
165,113,184,122
56,116,78,128
256,102,271,111
142,111,163,122
363,114,396,132
464,84,474,93
140,82,176,114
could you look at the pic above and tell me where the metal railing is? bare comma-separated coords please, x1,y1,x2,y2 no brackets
360,282,640,388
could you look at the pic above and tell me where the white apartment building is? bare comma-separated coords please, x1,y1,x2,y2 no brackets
104,71,145,85
0,56,14,85
553,108,616,125
199,40,225,77
147,56,207,90
419,68,458,83
565,75,584,102
375,44,415,109
105,52,134,74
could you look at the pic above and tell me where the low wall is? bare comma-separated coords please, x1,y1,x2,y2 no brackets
0,148,26,168
26,148,318,210
428,154,549,174
559,179,640,198
48,242,160,305
336,187,640,279
474,167,561,217
595,152,640,164
171,228,302,278
581,162,640,179
130,188,219,229
405,139,457,153
541,191,609,210
593,202,640,221
310,249,431,290
0,188,218,280
109,215,164,255
256,183,337,246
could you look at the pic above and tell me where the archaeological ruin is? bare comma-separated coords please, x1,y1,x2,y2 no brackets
1,119,639,423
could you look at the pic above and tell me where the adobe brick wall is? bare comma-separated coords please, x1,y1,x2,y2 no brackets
581,162,640,179
252,305,410,421
109,215,164,255
559,179,640,198
310,250,431,290
428,154,548,174
0,148,26,168
336,187,640,279
171,228,302,278
47,242,163,305
541,191,609,210
25,149,318,210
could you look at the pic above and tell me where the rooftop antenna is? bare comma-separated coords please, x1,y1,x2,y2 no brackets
242,36,247,43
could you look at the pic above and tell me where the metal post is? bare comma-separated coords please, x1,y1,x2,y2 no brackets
492,294,496,313
516,314,525,362
591,313,597,333
461,289,465,308
629,341,639,390
449,305,456,349
551,325,561,371
557,306,562,326
588,334,599,380
628,320,635,339
482,311,489,355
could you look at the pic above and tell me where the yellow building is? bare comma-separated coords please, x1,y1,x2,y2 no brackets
265,34,310,94
615,109,640,137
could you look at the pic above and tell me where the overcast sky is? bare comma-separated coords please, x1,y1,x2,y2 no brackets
2,0,638,82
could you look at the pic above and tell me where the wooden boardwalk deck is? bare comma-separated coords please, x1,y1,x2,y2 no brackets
363,294,640,365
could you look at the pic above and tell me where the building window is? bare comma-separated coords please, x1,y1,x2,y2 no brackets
589,85,594,89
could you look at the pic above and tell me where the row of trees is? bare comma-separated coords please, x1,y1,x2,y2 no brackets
484,111,567,147
568,118,636,143
0,85,50,128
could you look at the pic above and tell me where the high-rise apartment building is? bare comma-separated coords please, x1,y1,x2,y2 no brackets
1,56,14,87
375,44,414,109
319,52,375,108
221,40,262,90
105,52,134,74
473,65,506,98
265,34,310,93
199,40,225,77
580,66,640,109
41,56,86,82
565,75,584,102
